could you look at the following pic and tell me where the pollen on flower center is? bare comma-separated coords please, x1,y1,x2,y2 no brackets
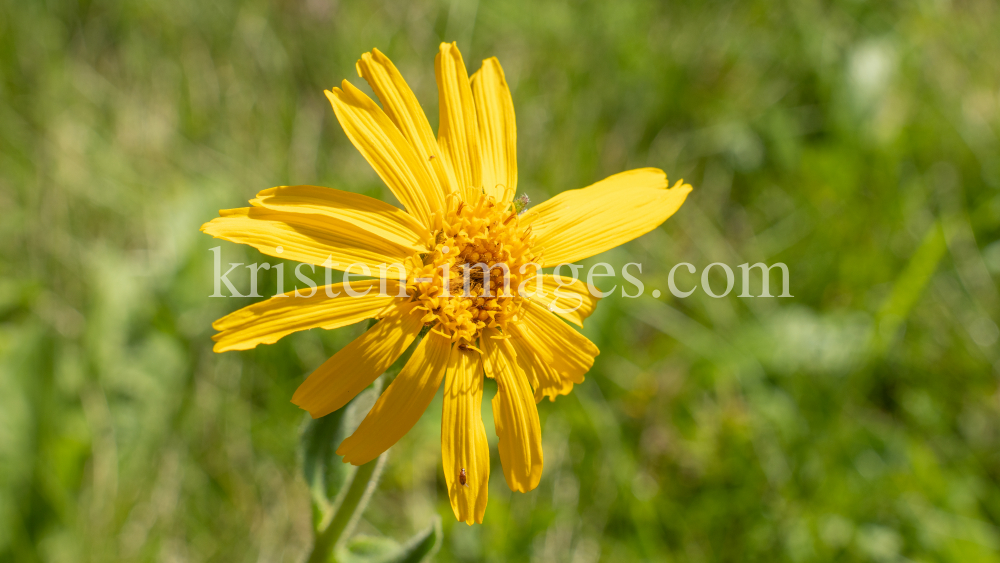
406,192,537,344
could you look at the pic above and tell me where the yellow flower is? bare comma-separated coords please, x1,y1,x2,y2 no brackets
201,42,691,524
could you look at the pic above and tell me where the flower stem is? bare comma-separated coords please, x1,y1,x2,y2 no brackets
306,454,386,563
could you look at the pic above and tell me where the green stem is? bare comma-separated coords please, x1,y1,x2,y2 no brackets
306,454,386,563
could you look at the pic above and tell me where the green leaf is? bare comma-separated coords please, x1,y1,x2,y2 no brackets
301,377,391,563
383,517,443,563
299,378,383,523
300,403,349,517
336,519,442,563
345,535,400,559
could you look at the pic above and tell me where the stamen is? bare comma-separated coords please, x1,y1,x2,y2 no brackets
407,193,536,347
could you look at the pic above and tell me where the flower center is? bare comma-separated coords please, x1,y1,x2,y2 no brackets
407,193,537,345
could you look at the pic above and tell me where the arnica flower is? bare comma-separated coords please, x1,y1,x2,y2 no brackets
201,42,691,524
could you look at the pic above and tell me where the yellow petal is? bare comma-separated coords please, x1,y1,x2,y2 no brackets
337,332,451,465
291,302,422,419
522,169,692,266
251,185,430,250
470,57,517,202
200,207,413,270
482,329,543,492
325,82,445,227
508,335,572,403
356,48,457,197
212,280,403,352
522,274,599,328
435,42,481,200
441,344,490,524
509,300,599,402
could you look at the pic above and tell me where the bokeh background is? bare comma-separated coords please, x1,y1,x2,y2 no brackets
3,0,1000,561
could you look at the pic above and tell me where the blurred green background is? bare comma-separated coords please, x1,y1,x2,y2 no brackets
3,0,1000,561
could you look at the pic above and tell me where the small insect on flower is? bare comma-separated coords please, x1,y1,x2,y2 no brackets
459,468,469,487
513,193,531,214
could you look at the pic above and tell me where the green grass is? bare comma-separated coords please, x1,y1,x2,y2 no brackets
2,0,1000,561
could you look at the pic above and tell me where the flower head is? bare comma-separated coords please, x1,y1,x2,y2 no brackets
201,42,691,524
